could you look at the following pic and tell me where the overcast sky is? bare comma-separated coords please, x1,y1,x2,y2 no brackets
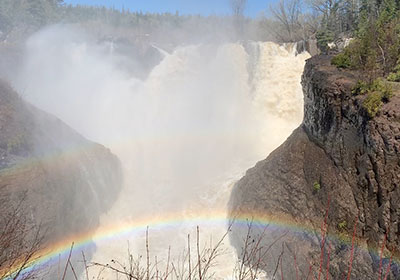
63,0,272,17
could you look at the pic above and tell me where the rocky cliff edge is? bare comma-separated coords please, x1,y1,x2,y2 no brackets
229,55,400,279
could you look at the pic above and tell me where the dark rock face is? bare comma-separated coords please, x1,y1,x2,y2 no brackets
0,81,122,270
229,56,400,279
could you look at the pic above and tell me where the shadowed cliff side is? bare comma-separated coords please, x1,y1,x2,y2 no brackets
0,80,122,276
229,55,400,279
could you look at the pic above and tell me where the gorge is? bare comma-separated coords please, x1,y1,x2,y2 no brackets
1,25,310,279
1,19,400,280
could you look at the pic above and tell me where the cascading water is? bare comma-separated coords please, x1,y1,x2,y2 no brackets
14,25,310,279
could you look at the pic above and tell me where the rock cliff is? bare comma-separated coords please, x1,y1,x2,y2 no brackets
229,55,400,279
0,80,122,272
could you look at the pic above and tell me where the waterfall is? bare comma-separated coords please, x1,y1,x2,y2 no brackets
13,25,310,279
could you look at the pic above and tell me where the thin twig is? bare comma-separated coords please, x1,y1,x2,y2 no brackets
188,234,191,280
293,251,299,280
146,226,150,280
91,262,140,280
326,243,331,280
306,260,313,280
318,196,331,280
62,242,74,280
164,246,171,280
378,232,387,280
383,249,394,280
155,256,159,280
347,212,359,280
201,223,232,277
197,226,202,280
272,243,285,279
68,259,78,280
82,251,90,280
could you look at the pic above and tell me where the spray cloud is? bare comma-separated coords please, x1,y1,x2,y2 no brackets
13,24,309,278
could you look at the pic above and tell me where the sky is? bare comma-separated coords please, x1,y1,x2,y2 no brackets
63,0,272,17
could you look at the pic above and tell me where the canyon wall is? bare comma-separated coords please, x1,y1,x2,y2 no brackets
0,80,122,273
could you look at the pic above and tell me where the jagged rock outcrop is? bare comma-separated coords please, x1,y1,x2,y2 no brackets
229,55,400,279
0,80,122,269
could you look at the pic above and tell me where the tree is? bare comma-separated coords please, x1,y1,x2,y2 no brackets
230,0,248,38
230,0,248,17
270,0,303,41
308,0,343,29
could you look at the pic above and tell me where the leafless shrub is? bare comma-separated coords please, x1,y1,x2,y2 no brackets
0,192,45,280
61,219,290,280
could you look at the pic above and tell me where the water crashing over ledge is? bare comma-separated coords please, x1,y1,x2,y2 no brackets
10,25,310,279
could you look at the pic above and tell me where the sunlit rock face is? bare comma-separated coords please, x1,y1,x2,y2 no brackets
0,80,122,276
229,55,400,279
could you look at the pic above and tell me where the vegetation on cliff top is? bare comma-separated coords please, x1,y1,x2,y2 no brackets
0,0,379,46
329,0,400,117
331,0,400,78
351,78,394,117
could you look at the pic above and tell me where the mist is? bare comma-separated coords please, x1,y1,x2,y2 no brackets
11,24,309,278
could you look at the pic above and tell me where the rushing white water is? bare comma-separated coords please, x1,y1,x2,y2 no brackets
14,26,309,279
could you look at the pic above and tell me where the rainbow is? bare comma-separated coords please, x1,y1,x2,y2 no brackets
1,141,398,278
4,209,399,279
0,141,105,178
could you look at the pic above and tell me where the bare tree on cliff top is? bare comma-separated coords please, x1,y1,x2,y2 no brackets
270,0,303,42
230,0,248,38
230,0,248,16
